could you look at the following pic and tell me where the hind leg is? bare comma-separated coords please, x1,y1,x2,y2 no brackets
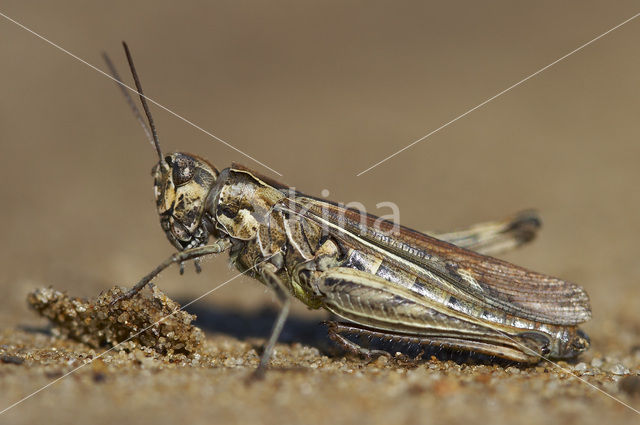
325,321,391,361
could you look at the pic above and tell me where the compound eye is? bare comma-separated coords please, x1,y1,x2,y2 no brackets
172,156,195,186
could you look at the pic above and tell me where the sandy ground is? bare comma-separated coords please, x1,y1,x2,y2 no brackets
1,2,640,424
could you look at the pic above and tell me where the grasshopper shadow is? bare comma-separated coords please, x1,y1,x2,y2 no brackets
177,300,332,351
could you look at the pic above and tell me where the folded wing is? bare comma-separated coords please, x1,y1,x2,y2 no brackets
291,197,591,326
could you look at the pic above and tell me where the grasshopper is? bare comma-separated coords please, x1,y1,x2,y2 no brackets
106,43,591,376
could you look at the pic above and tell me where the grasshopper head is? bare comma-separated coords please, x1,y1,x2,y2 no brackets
107,43,220,252
152,153,218,250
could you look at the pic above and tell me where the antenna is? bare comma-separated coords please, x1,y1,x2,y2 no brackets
102,52,156,155
120,41,163,162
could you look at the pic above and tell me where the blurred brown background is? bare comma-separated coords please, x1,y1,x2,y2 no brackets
1,1,639,424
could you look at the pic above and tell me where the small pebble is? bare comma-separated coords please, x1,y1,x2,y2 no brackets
607,363,629,375
573,362,588,372
0,354,24,365
372,355,389,367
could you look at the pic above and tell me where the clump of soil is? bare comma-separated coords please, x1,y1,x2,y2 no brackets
27,285,204,357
